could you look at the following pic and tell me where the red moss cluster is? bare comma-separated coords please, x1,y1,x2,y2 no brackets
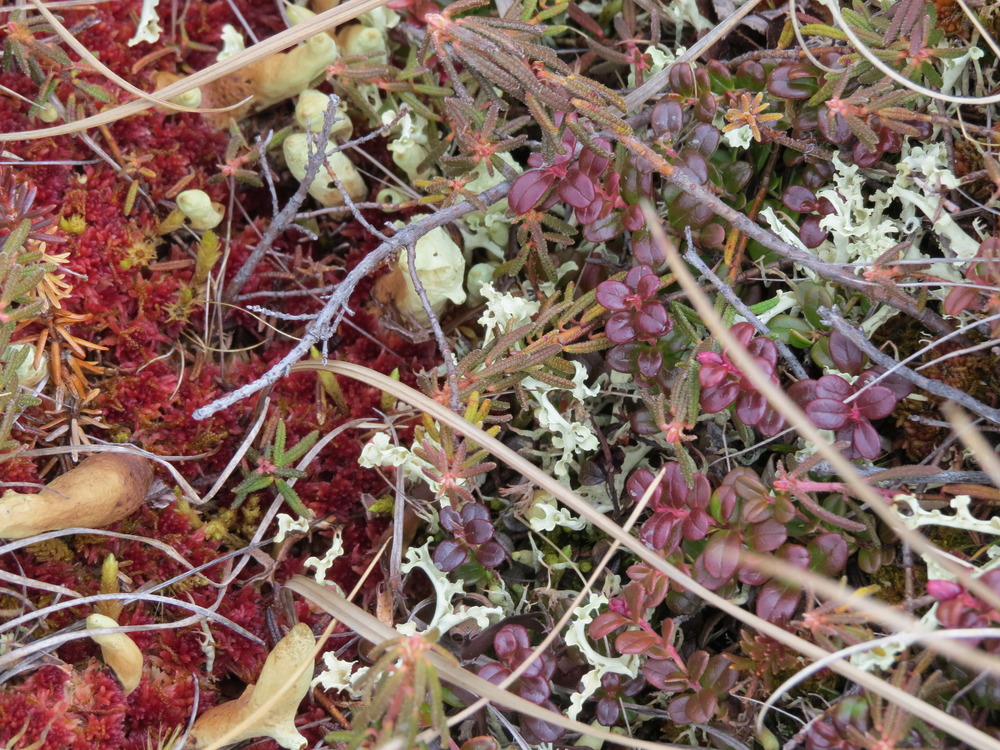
0,0,443,745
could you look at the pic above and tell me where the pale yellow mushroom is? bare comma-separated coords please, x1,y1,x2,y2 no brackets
396,226,467,324
336,24,387,62
87,613,143,696
187,622,315,750
176,190,225,231
247,33,339,114
294,89,352,140
0,453,154,540
6,343,48,387
153,33,338,128
310,0,340,12
283,132,367,208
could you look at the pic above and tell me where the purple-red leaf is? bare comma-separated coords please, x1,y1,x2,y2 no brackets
596,280,629,311
806,398,849,430
781,184,818,213
828,331,865,374
477,540,505,568
464,518,493,545
589,611,629,640
746,518,787,552
509,170,554,214
756,579,801,623
605,312,638,343
615,630,661,655
701,530,742,579
433,539,469,571
642,658,687,691
558,168,597,209
855,385,897,420
847,420,883,460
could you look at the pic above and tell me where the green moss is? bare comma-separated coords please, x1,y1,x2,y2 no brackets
25,538,74,562
59,213,87,234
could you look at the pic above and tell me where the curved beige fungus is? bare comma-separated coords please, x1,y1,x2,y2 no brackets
87,613,143,696
282,132,367,207
187,622,315,750
0,453,154,540
176,189,226,231
155,34,338,129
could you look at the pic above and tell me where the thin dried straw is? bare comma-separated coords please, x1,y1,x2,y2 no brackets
27,0,243,115
0,0,389,142
820,0,1000,105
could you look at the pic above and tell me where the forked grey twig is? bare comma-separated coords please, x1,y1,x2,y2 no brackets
222,95,345,305
821,307,1000,426
193,180,512,421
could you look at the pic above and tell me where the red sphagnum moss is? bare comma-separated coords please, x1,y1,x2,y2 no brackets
0,0,439,745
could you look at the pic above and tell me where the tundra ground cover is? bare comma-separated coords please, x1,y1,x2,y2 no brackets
1,0,1000,748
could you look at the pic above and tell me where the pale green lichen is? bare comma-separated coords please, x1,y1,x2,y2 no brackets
514,363,601,479
396,541,503,636
313,651,369,699
303,528,345,583
128,0,162,46
457,154,520,261
627,45,680,89
896,493,1000,540
527,494,588,533
216,24,246,62
477,283,540,344
815,146,975,266
565,594,639,720
665,0,713,32
383,108,433,181
722,124,754,150
274,513,310,543
765,143,975,281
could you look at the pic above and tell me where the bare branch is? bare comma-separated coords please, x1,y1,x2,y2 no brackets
820,307,1000,426
404,241,461,413
192,180,512,421
222,95,345,305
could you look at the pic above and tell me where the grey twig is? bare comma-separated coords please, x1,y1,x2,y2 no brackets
326,165,389,242
222,96,344,305
653,162,963,342
808,462,993,486
820,307,1000,426
192,180,512,421
682,232,809,381
246,305,318,321
237,284,339,301
255,130,279,216
404,241,462,413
